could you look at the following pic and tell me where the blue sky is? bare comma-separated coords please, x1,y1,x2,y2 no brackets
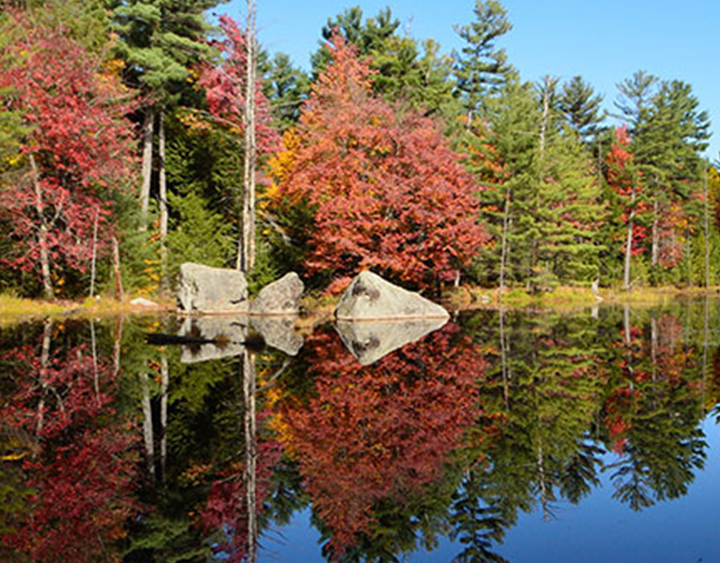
225,0,720,159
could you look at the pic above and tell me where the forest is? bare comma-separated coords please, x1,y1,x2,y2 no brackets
0,0,718,302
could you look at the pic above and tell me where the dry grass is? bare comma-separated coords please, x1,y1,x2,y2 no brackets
445,284,720,312
0,294,172,327
3,284,718,329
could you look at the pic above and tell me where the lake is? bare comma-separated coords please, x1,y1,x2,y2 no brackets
1,300,719,562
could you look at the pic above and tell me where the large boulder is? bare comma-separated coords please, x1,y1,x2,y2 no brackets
335,271,449,320
177,262,248,313
336,318,447,366
251,272,304,315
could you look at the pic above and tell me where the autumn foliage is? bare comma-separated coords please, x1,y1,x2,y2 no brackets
0,327,137,562
0,12,136,293
274,324,484,556
270,34,486,291
606,126,648,257
200,15,280,156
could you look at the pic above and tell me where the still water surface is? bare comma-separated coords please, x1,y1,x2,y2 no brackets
1,301,719,562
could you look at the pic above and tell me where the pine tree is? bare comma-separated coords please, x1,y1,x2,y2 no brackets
559,75,606,144
453,0,513,123
471,73,540,288
111,0,220,243
262,53,311,133
535,76,605,287
614,72,710,284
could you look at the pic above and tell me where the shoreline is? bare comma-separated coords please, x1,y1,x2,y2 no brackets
2,285,719,327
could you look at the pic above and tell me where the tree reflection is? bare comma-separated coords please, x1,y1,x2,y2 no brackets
601,309,707,510
0,320,137,562
275,323,485,559
0,301,718,563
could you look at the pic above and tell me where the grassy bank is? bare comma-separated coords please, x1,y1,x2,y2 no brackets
445,284,720,311
2,285,719,328
0,294,172,326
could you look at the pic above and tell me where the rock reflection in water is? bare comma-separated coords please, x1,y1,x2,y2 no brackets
335,317,448,365
250,315,303,356
179,316,248,363
178,315,303,362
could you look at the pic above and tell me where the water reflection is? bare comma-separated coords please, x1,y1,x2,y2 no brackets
335,317,448,365
0,302,719,562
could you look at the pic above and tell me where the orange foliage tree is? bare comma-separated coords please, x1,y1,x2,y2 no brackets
269,34,486,292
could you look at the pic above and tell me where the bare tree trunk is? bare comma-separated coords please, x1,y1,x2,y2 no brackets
30,154,53,299
140,106,155,231
159,353,168,483
623,190,636,292
499,187,511,296
499,308,509,407
112,236,123,301
158,109,168,293
704,162,710,289
239,0,258,273
243,348,258,562
537,443,550,521
623,305,634,395
533,76,555,292
90,211,99,298
650,314,657,383
113,315,123,379
141,372,155,479
90,320,99,402
651,198,659,272
623,305,631,347
36,318,53,438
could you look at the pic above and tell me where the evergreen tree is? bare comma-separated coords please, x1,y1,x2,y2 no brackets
262,53,311,133
469,73,540,288
535,76,605,287
311,6,401,76
453,0,513,123
310,6,459,118
614,72,710,284
559,75,606,143
111,0,221,252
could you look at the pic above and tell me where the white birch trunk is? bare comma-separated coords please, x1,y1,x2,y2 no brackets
140,107,155,231
158,109,168,293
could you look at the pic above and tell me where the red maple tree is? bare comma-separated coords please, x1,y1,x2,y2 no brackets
270,34,486,292
606,125,648,258
199,15,280,156
0,11,136,297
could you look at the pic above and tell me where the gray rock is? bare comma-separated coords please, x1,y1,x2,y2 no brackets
179,316,248,363
336,318,448,365
251,272,304,315
130,297,158,308
335,271,449,320
251,316,304,356
177,262,248,313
